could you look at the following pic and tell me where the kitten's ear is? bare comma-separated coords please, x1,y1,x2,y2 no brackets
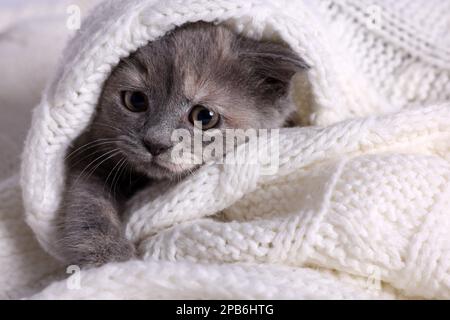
239,40,309,97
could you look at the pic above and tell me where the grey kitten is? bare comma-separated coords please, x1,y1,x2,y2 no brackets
57,22,307,267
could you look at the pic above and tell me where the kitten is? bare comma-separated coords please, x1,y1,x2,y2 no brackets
57,22,307,267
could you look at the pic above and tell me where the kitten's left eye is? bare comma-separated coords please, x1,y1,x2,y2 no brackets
189,105,221,130
122,91,148,112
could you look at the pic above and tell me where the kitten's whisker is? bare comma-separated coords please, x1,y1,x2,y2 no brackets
67,142,120,166
94,122,135,137
68,145,120,170
93,123,122,132
104,157,126,194
65,138,119,160
110,158,127,198
73,149,120,186
83,150,122,184
115,159,128,198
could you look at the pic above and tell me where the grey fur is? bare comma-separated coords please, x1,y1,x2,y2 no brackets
57,22,307,267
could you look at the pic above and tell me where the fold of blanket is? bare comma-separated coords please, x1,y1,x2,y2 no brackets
12,0,450,299
30,261,400,299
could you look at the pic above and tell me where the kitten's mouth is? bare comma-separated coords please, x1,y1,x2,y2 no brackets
123,144,198,179
152,158,186,173
148,156,200,179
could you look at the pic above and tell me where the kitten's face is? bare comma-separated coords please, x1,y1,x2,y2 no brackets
91,22,306,179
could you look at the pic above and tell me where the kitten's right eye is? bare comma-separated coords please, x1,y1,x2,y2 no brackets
122,91,148,112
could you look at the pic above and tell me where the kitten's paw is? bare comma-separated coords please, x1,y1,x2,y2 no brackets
62,236,137,269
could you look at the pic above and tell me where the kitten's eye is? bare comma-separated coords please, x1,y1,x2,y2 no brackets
189,105,220,130
122,91,148,112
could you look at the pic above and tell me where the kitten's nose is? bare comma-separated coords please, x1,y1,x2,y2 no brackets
143,140,171,156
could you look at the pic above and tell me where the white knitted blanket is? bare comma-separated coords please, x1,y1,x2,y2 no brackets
1,0,449,299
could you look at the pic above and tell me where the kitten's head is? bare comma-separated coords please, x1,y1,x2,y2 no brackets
91,22,307,179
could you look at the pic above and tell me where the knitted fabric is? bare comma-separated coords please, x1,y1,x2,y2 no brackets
0,0,448,299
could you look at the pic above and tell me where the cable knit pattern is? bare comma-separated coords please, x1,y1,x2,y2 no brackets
0,0,446,299
130,106,450,299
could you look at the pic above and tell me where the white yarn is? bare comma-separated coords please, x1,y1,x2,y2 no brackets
30,261,400,300
0,0,447,299
128,105,450,299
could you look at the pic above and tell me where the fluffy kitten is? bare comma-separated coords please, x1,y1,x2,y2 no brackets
57,22,307,267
